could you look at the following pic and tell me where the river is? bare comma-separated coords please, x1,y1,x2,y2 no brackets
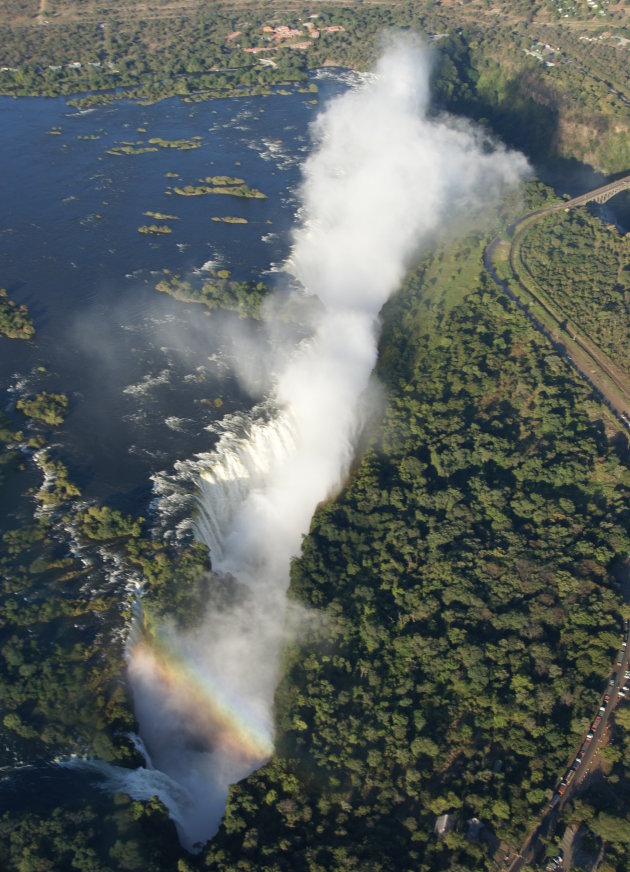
0,76,352,513
0,70,354,827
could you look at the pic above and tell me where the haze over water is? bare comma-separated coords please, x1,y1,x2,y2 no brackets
0,69,350,817
127,37,529,850
0,79,346,512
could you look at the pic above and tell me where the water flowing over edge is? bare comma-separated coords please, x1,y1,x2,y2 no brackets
90,35,529,851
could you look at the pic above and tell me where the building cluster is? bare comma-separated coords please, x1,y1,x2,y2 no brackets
229,19,346,53
262,22,345,41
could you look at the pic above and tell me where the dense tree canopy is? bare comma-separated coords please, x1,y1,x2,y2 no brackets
199,246,630,870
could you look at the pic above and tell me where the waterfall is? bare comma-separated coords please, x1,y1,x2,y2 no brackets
125,36,528,852
126,404,303,849
193,411,298,563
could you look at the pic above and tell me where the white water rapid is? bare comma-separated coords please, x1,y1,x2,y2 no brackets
123,35,529,851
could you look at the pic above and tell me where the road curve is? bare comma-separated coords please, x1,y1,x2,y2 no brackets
485,176,630,432
484,175,630,870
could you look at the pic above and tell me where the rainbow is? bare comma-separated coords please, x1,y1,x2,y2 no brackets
128,633,274,763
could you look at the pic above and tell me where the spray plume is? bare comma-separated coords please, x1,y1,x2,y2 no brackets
125,36,529,850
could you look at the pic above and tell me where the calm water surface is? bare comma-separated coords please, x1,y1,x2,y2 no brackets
0,78,347,516
0,74,352,814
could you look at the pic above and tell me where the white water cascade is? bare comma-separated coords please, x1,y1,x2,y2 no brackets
194,410,298,563
125,36,529,851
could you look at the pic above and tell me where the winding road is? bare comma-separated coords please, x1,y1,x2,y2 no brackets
484,174,630,869
505,638,630,872
485,173,630,431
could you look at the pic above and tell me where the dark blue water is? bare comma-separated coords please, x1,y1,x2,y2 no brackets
0,76,348,515
0,75,354,821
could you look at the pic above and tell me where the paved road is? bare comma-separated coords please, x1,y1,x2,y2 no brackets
485,175,630,432
505,172,630,232
562,174,630,207
482,239,624,419
505,637,630,872
485,176,630,869
507,225,630,418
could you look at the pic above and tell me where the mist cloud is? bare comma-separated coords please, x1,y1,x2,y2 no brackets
127,34,530,849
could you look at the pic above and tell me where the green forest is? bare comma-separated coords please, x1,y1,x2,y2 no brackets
196,242,630,871
2,1,630,868
556,705,630,870
1,0,630,172
0,288,35,340
5,195,629,868
519,208,630,378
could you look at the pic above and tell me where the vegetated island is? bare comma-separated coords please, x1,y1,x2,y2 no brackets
147,137,202,150
172,176,266,198
35,451,81,507
0,288,35,340
80,505,143,540
212,216,248,224
143,211,179,220
138,224,173,235
0,412,23,488
107,137,202,156
155,271,268,319
16,392,69,426
107,143,158,156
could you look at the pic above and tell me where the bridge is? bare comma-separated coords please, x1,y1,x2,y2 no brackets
505,172,630,238
491,170,630,431
563,173,630,207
